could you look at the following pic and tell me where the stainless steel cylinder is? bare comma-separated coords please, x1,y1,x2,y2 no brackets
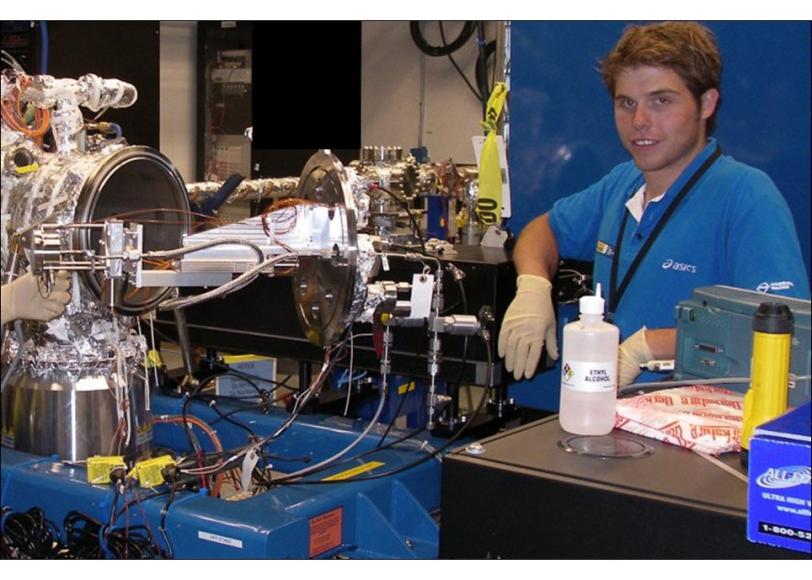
1,366,152,462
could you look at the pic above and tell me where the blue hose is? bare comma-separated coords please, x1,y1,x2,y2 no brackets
109,122,123,140
39,21,48,74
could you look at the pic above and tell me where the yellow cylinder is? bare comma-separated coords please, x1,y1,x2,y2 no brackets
741,304,793,451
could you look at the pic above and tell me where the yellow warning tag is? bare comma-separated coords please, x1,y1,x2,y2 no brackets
87,456,127,485
397,381,416,396
14,163,39,175
481,82,508,134
322,461,384,481
144,349,164,368
129,455,176,488
477,82,508,225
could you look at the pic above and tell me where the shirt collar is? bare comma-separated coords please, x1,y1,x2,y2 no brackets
625,184,666,223
623,137,718,220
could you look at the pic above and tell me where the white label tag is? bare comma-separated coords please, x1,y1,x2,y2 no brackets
197,531,244,549
561,360,617,392
408,274,434,319
241,447,260,492
381,254,390,272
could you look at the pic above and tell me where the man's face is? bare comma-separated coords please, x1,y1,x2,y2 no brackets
614,66,718,189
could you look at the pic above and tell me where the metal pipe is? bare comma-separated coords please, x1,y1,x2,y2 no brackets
173,308,196,381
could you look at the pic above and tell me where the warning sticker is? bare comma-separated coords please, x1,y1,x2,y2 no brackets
309,507,343,558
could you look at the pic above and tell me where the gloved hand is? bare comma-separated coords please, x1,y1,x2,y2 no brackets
498,274,558,381
1,271,71,326
617,327,654,387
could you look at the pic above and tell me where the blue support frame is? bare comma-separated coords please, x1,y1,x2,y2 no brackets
0,393,445,559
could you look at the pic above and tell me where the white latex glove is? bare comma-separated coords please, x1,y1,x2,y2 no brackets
498,274,558,381
618,327,654,387
1,271,71,326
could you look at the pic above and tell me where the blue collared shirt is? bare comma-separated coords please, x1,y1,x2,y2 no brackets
548,138,810,340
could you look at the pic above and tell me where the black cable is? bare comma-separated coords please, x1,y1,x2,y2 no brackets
179,371,266,446
447,275,472,421
475,39,497,102
373,185,426,253
63,511,104,559
100,482,121,558
158,485,177,559
115,488,173,521
0,507,62,558
375,377,415,448
453,275,470,385
170,339,354,482
475,22,490,117
178,376,228,491
63,510,162,559
203,357,295,390
168,398,310,466
310,425,429,478
207,401,268,425
409,21,477,57
259,335,354,445
438,22,483,104
197,394,259,440
274,332,494,485
147,325,295,392
181,381,210,455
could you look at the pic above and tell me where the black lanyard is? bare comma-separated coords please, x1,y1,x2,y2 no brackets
607,145,722,320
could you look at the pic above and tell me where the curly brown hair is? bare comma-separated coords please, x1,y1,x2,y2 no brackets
600,22,723,134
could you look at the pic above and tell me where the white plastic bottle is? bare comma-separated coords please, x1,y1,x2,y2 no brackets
559,284,619,435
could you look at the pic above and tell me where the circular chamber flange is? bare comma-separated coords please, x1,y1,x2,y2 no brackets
74,146,191,315
293,150,360,347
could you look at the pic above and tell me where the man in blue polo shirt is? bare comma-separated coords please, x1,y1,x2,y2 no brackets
498,21,810,386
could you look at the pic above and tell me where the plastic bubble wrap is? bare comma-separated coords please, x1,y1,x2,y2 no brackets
614,385,743,455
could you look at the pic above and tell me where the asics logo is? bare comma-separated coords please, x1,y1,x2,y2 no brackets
662,259,696,273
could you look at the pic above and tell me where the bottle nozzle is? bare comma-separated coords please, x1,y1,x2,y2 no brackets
579,283,606,316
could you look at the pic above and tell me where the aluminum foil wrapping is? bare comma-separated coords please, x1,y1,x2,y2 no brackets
348,233,379,324
345,167,371,230
3,150,103,240
615,385,744,455
186,177,300,206
357,281,386,324
5,314,147,379
1,136,149,379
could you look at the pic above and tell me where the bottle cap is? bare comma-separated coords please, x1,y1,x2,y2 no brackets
580,283,605,315
753,302,793,334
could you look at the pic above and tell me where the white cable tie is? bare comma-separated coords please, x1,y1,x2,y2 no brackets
692,449,749,484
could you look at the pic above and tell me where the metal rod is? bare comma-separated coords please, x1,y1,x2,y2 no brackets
173,308,197,380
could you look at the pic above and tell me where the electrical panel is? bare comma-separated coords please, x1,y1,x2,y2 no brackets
198,22,252,181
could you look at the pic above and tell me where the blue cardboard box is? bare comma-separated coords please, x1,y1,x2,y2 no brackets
747,402,811,553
